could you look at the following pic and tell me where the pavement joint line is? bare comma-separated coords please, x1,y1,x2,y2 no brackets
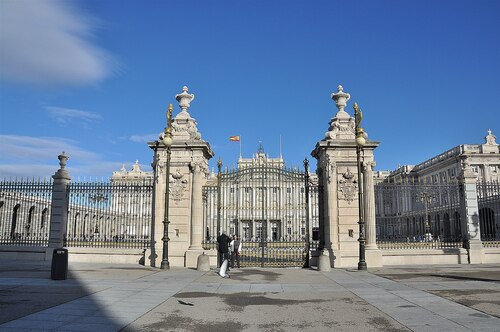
320,269,500,331
2,263,500,331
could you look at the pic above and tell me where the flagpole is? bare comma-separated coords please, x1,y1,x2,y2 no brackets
279,134,282,159
239,136,242,160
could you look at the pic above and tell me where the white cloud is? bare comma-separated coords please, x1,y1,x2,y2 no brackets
0,164,57,180
0,135,99,162
46,106,103,124
0,134,151,179
0,0,113,86
129,133,159,143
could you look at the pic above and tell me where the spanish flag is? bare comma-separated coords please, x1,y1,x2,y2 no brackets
229,135,240,142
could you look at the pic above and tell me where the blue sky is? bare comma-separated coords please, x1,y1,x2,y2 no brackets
1,0,499,178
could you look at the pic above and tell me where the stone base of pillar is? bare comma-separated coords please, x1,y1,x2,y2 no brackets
467,240,484,264
144,248,158,268
196,252,210,271
186,249,216,268
318,250,332,271
365,249,383,268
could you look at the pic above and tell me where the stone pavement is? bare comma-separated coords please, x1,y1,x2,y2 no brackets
0,261,499,331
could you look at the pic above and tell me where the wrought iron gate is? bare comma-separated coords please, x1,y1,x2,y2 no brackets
202,160,320,267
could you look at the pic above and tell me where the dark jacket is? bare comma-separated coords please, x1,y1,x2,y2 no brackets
217,234,231,253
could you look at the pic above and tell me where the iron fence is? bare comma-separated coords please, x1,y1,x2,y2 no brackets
477,181,500,243
377,239,463,250
0,178,52,246
374,182,464,247
65,180,153,249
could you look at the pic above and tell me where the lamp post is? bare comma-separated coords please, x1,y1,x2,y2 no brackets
417,191,435,242
354,102,367,271
303,158,311,268
161,104,173,270
216,158,222,267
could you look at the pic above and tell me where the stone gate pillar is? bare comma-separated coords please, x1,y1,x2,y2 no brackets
189,162,204,250
460,157,483,264
312,85,379,268
363,161,382,266
48,152,71,250
148,86,214,268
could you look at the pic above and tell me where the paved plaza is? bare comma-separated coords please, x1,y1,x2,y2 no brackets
0,261,499,331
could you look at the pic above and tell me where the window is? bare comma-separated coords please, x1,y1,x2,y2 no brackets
471,165,479,173
256,224,263,240
312,227,319,241
491,165,498,174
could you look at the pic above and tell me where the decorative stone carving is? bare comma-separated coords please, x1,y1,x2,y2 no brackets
331,85,350,118
190,160,209,176
170,168,188,202
171,118,202,141
338,168,357,204
324,155,336,184
362,161,376,172
325,85,356,140
460,157,475,178
170,86,202,141
176,86,195,113
485,129,498,145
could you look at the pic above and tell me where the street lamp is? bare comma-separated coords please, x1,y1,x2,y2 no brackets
303,158,311,268
417,191,435,242
354,102,367,271
216,158,222,267
161,104,173,270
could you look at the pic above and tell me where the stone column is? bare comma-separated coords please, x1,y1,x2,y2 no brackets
48,152,71,250
363,161,377,249
460,157,483,264
482,164,491,182
189,162,204,250
316,154,337,261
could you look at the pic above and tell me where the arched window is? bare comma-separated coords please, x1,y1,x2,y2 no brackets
443,213,451,241
73,212,80,238
41,208,48,230
453,211,461,240
0,201,4,235
479,208,496,241
11,204,20,239
435,214,441,238
26,206,35,236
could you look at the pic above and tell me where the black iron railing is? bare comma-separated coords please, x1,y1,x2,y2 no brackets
65,180,153,249
0,178,52,246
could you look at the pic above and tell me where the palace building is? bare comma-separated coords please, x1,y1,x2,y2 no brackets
383,129,500,184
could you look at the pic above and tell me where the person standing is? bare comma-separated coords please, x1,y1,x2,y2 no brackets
229,235,235,268
232,235,242,268
216,231,231,268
